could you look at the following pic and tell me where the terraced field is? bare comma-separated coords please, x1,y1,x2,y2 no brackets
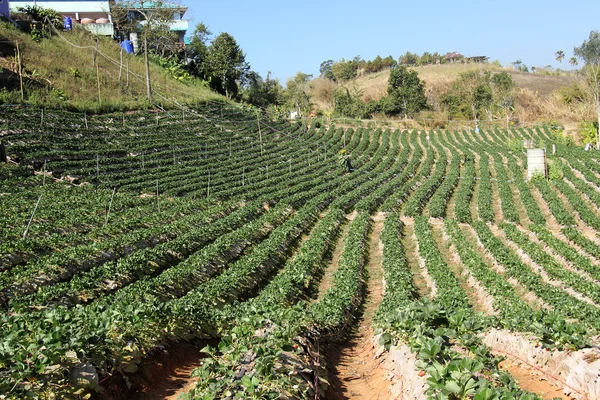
1,104,600,399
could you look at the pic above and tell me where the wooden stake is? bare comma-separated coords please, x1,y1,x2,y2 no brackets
23,194,42,240
105,186,116,225
40,108,44,126
96,62,101,104
42,159,46,186
16,41,24,102
95,153,99,185
125,58,130,89
118,48,123,82
256,111,263,154
206,169,211,199
156,180,160,212
84,112,88,129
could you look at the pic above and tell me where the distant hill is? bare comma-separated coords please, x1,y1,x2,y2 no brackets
0,22,221,111
310,63,589,130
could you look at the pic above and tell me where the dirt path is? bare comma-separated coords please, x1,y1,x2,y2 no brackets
499,360,574,400
326,212,391,399
101,343,210,400
314,210,357,303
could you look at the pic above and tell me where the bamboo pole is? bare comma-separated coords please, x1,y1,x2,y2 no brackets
16,41,24,102
23,194,42,240
105,186,117,225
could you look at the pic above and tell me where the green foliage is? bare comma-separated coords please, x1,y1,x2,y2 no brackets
16,5,63,29
578,121,598,144
240,71,282,107
202,32,249,99
0,88,22,104
331,58,358,82
442,70,516,121
381,65,428,116
319,59,335,80
547,160,563,180
151,54,191,82
556,82,588,104
282,72,312,114
574,31,600,66
333,87,365,119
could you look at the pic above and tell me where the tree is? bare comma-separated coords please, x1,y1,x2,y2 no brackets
241,71,282,107
398,51,419,66
381,66,428,116
186,22,212,79
111,0,181,102
569,57,578,67
319,60,335,80
283,72,313,115
492,72,516,128
331,59,357,82
574,30,600,149
555,50,565,63
203,32,249,99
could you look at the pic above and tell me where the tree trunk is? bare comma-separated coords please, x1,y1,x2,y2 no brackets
144,30,152,103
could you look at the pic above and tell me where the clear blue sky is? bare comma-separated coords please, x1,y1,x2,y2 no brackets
183,0,599,85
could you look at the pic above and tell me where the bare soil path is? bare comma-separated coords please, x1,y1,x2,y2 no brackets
499,360,574,400
326,212,391,400
100,342,211,400
313,210,358,303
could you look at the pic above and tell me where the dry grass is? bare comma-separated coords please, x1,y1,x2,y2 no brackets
309,77,337,109
315,62,585,129
0,22,221,111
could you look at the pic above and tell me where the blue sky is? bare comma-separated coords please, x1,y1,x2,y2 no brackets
183,0,599,85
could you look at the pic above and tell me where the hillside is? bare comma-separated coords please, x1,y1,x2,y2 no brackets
0,22,221,111
2,105,600,399
312,63,590,130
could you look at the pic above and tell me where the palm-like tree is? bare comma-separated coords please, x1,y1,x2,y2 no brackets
555,50,565,63
569,57,578,67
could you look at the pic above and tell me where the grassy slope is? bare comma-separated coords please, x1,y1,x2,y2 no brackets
312,63,590,129
0,22,223,111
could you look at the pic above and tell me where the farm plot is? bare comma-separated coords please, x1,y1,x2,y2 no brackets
1,106,600,399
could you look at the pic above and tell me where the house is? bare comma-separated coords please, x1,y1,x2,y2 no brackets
9,0,114,35
0,0,10,18
122,1,188,47
445,51,464,63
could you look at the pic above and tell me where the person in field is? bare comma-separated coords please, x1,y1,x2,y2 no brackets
339,149,353,173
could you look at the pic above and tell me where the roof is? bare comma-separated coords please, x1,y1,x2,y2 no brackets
445,51,464,60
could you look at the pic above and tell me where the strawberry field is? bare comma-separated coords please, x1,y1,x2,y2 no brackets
1,104,600,399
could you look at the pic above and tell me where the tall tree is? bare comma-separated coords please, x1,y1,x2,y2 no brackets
241,71,282,107
203,32,249,99
555,50,565,63
283,72,313,115
381,66,428,117
186,22,211,79
319,60,335,80
574,30,600,148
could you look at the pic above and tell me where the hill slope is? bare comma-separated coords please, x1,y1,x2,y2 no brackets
0,22,221,111
312,63,590,129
